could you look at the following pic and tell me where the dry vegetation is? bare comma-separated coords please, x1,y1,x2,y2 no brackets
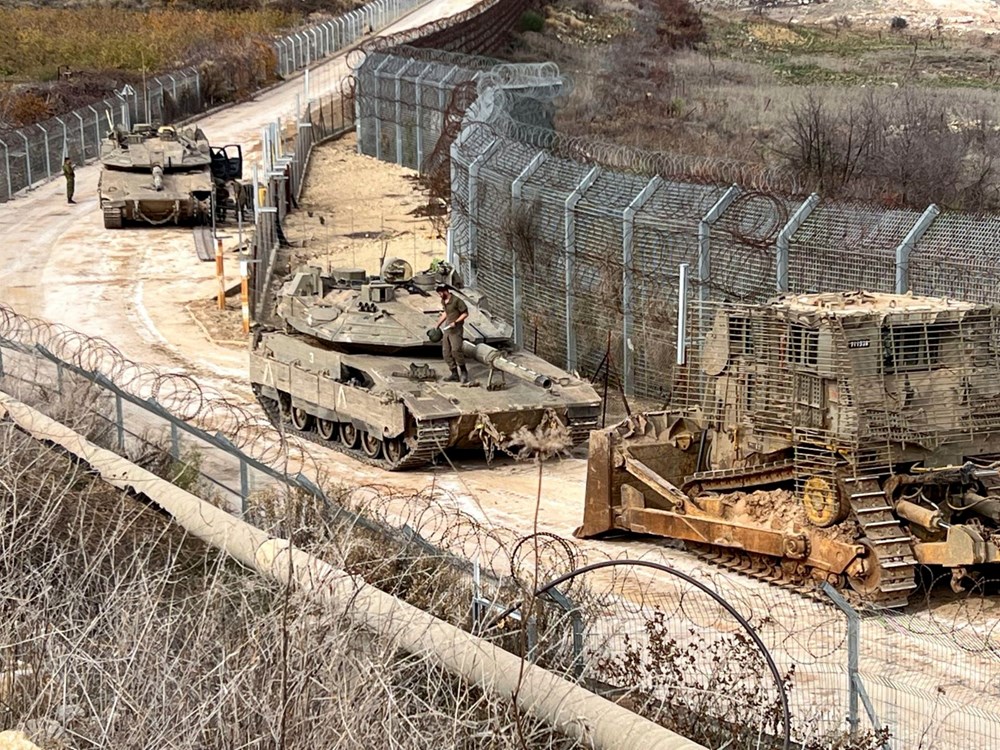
507,0,1000,210
0,0,358,128
0,394,586,748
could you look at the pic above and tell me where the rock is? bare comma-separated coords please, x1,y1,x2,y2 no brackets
0,731,43,750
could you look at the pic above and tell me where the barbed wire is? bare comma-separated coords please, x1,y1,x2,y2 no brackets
0,302,317,472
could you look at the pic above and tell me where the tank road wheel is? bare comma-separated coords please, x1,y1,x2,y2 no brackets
846,539,882,597
361,432,383,459
384,436,406,466
340,422,360,449
316,418,336,441
290,406,313,431
803,476,849,528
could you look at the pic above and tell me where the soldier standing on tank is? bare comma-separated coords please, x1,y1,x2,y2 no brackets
435,284,469,383
62,157,75,204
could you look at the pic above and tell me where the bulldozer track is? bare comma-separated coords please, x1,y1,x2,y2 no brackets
684,475,919,611
567,415,599,447
843,475,918,608
686,543,911,611
255,386,448,470
688,543,835,606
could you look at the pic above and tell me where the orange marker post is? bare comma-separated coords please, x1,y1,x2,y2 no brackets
216,239,226,311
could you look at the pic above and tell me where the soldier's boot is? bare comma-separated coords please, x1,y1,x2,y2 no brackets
459,366,469,384
444,368,460,382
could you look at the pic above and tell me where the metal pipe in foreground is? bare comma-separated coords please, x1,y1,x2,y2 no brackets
462,341,552,388
0,391,704,750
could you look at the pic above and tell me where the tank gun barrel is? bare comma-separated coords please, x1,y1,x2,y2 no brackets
462,342,552,389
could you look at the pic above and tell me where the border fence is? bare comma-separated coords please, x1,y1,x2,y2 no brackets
353,48,1000,405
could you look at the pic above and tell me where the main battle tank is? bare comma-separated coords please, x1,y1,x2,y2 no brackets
578,291,1000,608
98,123,219,229
250,259,601,469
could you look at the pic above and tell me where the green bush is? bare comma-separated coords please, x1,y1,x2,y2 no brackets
518,10,545,33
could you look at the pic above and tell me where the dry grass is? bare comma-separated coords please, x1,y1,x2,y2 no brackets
0,8,295,79
0,420,588,748
508,3,1000,209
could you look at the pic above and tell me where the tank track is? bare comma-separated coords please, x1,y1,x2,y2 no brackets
683,459,796,495
254,386,448,471
103,207,123,229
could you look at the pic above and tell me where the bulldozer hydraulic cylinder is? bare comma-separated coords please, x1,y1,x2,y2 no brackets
895,499,943,530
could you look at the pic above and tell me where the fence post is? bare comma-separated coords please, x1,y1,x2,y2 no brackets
115,393,125,451
37,124,51,178
895,204,939,294
696,184,740,340
821,583,891,750
394,62,406,166
621,176,661,396
371,56,393,161
240,456,249,515
19,131,31,187
677,263,689,366
0,139,10,200
776,193,820,292
511,151,548,348
88,105,100,150
170,422,180,460
72,112,84,158
413,63,433,171
564,166,600,373
55,117,68,160
466,139,500,288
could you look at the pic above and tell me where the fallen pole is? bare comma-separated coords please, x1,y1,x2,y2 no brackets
0,390,705,750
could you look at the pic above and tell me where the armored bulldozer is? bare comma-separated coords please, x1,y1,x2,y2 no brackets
250,259,601,469
98,123,243,229
578,291,1000,608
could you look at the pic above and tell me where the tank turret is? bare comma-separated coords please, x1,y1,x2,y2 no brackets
250,258,601,469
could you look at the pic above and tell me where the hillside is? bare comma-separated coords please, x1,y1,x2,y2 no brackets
505,0,1000,210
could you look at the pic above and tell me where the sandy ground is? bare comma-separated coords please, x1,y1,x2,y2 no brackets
282,134,445,276
706,0,1000,34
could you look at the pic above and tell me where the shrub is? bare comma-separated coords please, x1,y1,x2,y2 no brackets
519,10,545,33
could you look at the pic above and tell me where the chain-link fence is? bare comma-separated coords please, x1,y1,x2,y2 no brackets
353,48,1000,407
0,0,429,204
0,68,202,203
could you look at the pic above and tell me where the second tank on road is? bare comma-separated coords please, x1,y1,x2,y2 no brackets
250,259,601,469
98,123,242,229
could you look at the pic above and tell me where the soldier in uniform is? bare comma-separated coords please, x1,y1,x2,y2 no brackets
62,157,75,204
434,284,469,382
